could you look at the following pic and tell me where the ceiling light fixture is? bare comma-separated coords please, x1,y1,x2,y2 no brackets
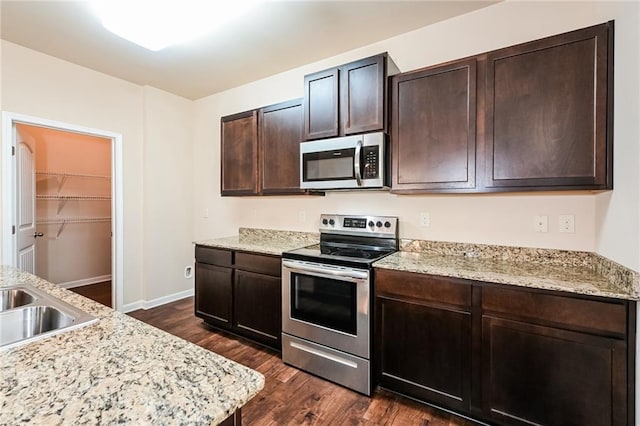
90,0,264,52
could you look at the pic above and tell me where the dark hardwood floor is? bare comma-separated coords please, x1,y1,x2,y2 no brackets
69,281,112,307
128,297,478,425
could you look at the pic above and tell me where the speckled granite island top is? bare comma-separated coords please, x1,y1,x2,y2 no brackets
374,240,639,301
195,228,319,256
0,267,264,425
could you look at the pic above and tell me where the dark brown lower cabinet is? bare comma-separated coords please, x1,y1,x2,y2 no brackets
195,245,282,350
376,269,473,411
220,409,241,426
195,262,233,328
483,316,627,426
234,270,281,346
377,297,471,411
374,268,635,426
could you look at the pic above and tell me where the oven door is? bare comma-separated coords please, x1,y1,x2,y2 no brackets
282,259,370,358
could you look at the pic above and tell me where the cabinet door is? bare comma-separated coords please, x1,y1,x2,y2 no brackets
377,296,471,411
234,269,281,348
259,99,305,194
303,68,339,140
341,54,386,135
221,110,259,195
482,316,627,426
391,59,477,192
195,262,233,328
484,22,612,190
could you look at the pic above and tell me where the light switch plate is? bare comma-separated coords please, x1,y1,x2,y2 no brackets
534,215,548,233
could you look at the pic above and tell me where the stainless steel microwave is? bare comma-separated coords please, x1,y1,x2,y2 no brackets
300,132,388,190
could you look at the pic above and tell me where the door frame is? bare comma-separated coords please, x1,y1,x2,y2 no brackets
2,111,125,311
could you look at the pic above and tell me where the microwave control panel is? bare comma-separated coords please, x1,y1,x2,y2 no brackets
362,146,379,179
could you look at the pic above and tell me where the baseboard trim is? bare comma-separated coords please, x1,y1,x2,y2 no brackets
58,275,112,289
122,288,194,313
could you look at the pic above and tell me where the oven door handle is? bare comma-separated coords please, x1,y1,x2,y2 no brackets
282,260,368,280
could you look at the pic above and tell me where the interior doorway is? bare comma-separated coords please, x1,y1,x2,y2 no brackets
22,123,113,305
2,112,124,311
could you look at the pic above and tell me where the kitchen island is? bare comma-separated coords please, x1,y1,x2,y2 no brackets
0,267,264,425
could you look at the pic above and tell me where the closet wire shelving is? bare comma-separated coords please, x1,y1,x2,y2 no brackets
35,172,112,239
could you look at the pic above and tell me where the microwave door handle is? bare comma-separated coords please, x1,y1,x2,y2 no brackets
354,140,363,186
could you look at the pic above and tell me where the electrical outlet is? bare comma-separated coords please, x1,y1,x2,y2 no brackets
559,214,575,233
184,265,193,279
534,215,548,233
203,208,209,219
419,212,430,227
299,210,306,223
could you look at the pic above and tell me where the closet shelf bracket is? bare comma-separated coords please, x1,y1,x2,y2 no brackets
56,222,67,239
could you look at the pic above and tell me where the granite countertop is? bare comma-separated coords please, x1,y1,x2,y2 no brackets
195,228,319,256
0,267,264,425
195,227,639,300
375,251,638,301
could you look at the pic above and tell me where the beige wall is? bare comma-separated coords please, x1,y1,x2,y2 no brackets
194,1,640,272
0,40,194,306
142,86,194,302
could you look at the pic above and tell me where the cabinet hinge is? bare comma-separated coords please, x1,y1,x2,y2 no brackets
12,225,16,235
12,146,15,156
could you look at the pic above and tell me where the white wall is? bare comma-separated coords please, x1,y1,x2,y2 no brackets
194,1,640,272
0,41,194,307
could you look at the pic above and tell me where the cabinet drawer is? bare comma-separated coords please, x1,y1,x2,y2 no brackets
375,268,472,307
195,246,233,266
235,252,281,277
482,286,627,335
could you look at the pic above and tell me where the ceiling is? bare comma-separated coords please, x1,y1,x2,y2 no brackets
1,1,497,100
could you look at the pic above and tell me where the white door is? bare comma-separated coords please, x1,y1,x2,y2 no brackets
15,126,38,273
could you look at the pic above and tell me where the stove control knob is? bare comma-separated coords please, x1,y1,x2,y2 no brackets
322,218,328,225
329,219,335,226
368,220,375,228
376,221,383,228
384,221,391,228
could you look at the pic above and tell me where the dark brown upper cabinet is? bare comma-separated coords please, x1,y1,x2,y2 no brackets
259,99,306,195
391,58,477,192
221,98,309,196
303,53,398,140
484,22,612,191
221,110,259,196
390,21,613,194
303,68,339,140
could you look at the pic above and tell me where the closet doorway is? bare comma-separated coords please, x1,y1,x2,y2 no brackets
2,112,124,311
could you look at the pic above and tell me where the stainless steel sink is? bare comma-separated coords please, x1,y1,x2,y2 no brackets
0,285,98,350
0,288,36,311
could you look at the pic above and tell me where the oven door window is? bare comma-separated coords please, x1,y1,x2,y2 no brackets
290,273,357,335
303,148,355,182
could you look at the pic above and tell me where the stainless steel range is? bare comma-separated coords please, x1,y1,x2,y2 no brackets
281,214,398,395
